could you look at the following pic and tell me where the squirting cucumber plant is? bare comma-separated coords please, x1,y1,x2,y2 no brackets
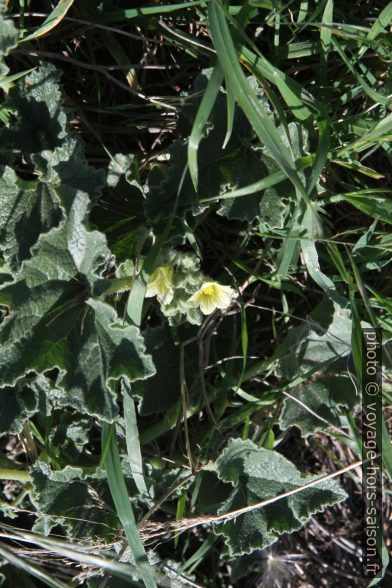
0,1,391,587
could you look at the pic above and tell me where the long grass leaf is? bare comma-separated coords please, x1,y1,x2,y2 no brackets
102,423,156,588
320,0,333,55
100,1,207,23
332,37,391,108
0,526,141,582
21,0,75,42
307,118,330,195
359,1,392,58
223,78,235,149
123,379,149,497
208,0,307,200
381,416,392,481
188,2,253,188
336,112,392,157
188,64,223,191
300,207,347,305
0,543,68,588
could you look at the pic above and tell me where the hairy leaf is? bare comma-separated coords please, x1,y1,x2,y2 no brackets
0,9,18,69
279,375,357,436
213,438,347,555
0,193,154,421
0,375,50,436
30,461,117,540
0,65,104,271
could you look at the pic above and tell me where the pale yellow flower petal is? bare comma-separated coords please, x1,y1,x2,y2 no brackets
211,285,233,309
187,281,234,315
187,290,203,308
160,287,174,305
145,265,174,304
145,282,158,298
199,295,217,315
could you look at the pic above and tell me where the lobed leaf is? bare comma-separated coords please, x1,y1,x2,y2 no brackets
213,438,347,555
0,193,154,421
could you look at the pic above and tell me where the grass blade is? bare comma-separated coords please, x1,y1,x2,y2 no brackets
21,0,75,42
0,543,68,588
336,112,392,157
126,224,171,326
332,37,391,108
208,0,307,201
223,78,235,149
359,1,392,57
300,207,347,305
100,1,207,23
0,525,142,582
307,118,330,195
101,423,156,588
188,2,253,188
188,64,223,191
320,0,333,55
381,415,392,481
123,379,150,498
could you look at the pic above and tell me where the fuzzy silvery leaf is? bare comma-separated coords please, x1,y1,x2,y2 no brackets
0,193,155,421
0,11,17,55
279,375,357,436
0,65,104,272
30,461,118,540
0,375,50,436
213,438,347,555
0,6,18,78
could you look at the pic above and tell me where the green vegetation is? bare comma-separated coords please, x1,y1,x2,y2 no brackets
0,0,391,586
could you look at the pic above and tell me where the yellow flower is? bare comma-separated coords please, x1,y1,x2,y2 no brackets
145,265,174,304
187,281,234,315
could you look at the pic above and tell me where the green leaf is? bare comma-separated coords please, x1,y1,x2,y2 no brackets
101,423,157,588
300,206,346,305
21,0,76,42
0,65,104,271
213,438,347,555
123,379,149,497
48,412,92,465
381,414,392,481
146,71,284,223
0,166,62,272
258,186,290,230
188,65,223,191
188,4,254,190
135,325,180,416
320,0,333,56
341,193,392,224
208,0,307,200
0,193,155,421
0,375,50,436
217,151,283,222
1,64,66,157
107,153,143,191
30,461,117,541
279,375,357,436
0,9,18,65
273,299,352,379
